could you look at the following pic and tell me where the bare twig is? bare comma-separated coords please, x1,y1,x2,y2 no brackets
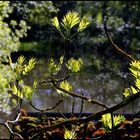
134,110,140,116
57,108,69,120
52,81,109,109
111,112,114,140
38,75,70,85
7,112,21,124
0,112,23,139
102,3,135,62
34,91,140,132
79,93,84,118
71,97,75,115
30,99,63,112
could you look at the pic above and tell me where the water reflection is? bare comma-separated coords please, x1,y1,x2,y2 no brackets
21,62,139,114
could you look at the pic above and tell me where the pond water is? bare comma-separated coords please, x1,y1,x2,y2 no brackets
0,59,140,139
21,60,139,114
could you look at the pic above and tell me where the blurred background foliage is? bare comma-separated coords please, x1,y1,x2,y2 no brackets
8,1,140,73
0,1,29,114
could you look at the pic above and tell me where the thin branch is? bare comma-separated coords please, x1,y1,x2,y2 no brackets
58,29,66,40
55,75,71,83
29,99,63,112
5,121,23,139
83,91,140,122
7,112,21,124
134,109,140,116
38,75,70,85
69,31,79,40
38,79,52,85
34,91,140,132
111,112,114,140
71,97,75,115
57,108,69,120
102,3,135,62
0,112,23,139
79,93,84,118
52,81,109,109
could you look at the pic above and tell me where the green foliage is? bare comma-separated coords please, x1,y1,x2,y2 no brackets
64,129,77,139
0,1,29,62
11,81,37,101
56,81,72,97
101,113,125,130
78,16,90,32
96,11,102,24
0,1,9,12
0,64,14,114
0,1,29,114
129,61,140,78
0,1,12,19
51,17,60,30
28,1,58,25
8,55,37,101
48,56,63,76
62,11,80,32
123,60,140,97
9,56,36,80
23,58,36,76
51,10,90,39
107,16,125,30
66,58,83,73
11,1,58,26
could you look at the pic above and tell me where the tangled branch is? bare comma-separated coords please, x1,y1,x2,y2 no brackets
35,91,140,132
0,112,23,139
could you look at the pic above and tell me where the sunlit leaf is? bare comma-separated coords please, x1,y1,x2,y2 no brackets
131,86,138,94
48,58,61,75
11,80,37,101
56,81,72,96
48,57,63,75
135,79,140,90
123,60,140,98
8,56,13,70
78,16,90,32
61,11,80,31
10,20,17,27
23,58,36,75
60,56,64,64
11,84,18,95
129,60,140,78
64,129,77,139
11,84,23,99
123,88,131,97
51,17,60,29
17,56,26,65
101,113,125,130
66,58,83,72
